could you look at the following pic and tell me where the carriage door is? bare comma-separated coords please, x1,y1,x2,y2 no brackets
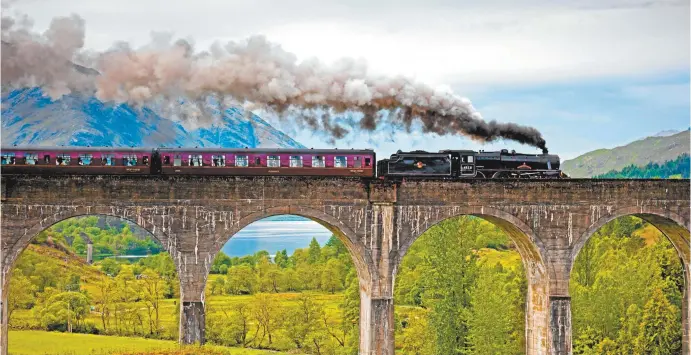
151,150,162,174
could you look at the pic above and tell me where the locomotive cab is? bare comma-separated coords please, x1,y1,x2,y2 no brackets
438,150,476,177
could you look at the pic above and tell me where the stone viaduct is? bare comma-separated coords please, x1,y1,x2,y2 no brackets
0,175,689,355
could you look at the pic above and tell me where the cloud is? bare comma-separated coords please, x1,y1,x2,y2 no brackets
9,0,688,88
620,83,690,107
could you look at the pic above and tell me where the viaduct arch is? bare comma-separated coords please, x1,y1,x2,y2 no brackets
205,205,377,350
394,206,553,354
569,207,690,354
0,175,688,355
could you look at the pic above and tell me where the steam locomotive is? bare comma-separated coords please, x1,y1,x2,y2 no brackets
0,146,565,179
377,149,564,179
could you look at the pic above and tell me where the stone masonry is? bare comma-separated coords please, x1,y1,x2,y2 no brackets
0,175,689,355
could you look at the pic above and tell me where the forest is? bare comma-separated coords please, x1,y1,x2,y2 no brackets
594,153,690,179
6,214,685,355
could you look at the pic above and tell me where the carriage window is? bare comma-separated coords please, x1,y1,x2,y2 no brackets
334,156,347,168
143,156,149,165
289,156,303,167
174,155,182,166
78,154,93,166
25,153,38,165
267,155,280,168
56,154,71,166
312,156,325,168
211,155,224,167
354,156,362,168
189,155,203,167
1,152,15,165
212,155,226,167
122,154,137,166
44,155,51,164
164,156,171,165
235,155,248,167
101,154,114,166
365,157,371,167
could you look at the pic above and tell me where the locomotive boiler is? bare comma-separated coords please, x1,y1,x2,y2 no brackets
376,149,565,179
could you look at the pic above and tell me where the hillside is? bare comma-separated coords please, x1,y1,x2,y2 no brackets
594,153,689,179
1,88,304,149
562,130,690,178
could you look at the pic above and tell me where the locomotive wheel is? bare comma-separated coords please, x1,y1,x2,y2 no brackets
491,171,508,179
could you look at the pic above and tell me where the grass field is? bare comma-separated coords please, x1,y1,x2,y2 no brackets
8,330,299,355
8,330,176,355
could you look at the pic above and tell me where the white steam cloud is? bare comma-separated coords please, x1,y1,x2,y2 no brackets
1,7,548,152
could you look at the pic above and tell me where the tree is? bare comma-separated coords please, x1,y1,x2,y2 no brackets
211,252,232,273
318,269,360,354
252,293,283,347
71,235,87,255
274,249,290,268
93,275,115,332
322,259,345,293
637,288,682,354
39,291,91,332
308,238,322,264
208,302,258,347
140,269,164,335
282,268,301,291
400,312,435,355
419,216,478,354
226,265,257,294
325,235,348,255
284,293,324,348
100,258,121,276
616,304,643,354
8,274,36,321
211,275,226,295
467,264,518,355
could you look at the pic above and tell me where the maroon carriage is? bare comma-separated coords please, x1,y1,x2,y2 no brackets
158,148,376,177
0,147,152,175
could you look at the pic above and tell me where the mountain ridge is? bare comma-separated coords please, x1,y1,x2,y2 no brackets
562,129,690,178
1,88,304,149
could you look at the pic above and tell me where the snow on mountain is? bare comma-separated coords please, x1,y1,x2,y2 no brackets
1,88,304,149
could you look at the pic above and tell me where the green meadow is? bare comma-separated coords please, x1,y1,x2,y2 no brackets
8,330,297,355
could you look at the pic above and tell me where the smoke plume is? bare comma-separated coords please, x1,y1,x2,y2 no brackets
1,9,548,153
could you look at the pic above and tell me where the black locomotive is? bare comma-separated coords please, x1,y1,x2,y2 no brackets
377,149,565,179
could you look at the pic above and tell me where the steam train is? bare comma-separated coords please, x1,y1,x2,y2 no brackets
0,146,565,179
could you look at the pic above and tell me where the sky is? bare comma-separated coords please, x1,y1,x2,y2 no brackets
6,0,689,255
7,0,690,159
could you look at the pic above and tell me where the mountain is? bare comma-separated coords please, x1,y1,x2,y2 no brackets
562,130,690,178
651,129,682,137
1,88,304,149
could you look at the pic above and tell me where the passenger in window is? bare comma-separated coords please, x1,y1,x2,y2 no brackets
164,156,170,165
143,156,149,165
212,158,218,167
56,157,63,165
78,157,83,166
44,156,50,164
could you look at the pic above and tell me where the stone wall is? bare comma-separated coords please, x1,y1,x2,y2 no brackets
0,175,688,355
